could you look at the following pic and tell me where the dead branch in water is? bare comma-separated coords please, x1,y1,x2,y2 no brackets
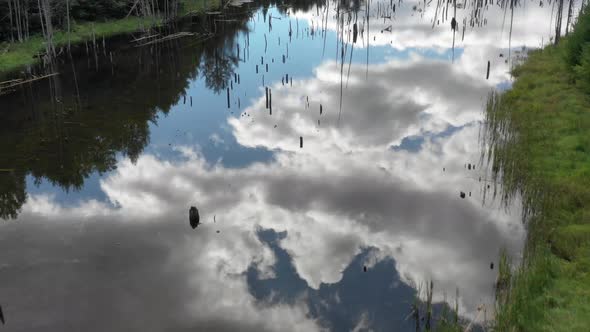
131,34,161,43
134,32,195,46
0,73,59,95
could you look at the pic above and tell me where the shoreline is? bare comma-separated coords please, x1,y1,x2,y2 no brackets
484,6,590,330
0,0,221,77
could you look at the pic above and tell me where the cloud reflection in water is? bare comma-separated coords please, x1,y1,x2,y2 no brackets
0,0,562,329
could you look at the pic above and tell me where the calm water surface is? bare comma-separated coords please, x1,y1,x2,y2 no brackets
0,0,556,330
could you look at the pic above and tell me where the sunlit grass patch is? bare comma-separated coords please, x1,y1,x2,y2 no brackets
180,0,222,15
0,17,159,75
483,8,590,330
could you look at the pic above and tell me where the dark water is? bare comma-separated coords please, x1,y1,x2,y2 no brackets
0,0,555,330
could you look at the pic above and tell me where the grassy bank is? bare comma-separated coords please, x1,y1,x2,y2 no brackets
0,0,220,75
0,17,159,73
484,6,590,331
182,0,221,15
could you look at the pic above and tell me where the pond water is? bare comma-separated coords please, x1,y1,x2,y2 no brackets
0,0,557,330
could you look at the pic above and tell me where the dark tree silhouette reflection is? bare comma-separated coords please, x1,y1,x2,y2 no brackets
0,172,27,220
0,6,265,219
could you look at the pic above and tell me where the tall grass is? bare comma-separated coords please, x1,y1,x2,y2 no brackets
409,280,464,332
482,7,590,330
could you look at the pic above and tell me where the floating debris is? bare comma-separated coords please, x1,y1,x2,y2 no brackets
189,206,200,229
135,31,194,47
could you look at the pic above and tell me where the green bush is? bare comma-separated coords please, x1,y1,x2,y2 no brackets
565,5,590,67
573,43,590,91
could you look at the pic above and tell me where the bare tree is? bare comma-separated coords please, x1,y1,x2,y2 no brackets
555,0,565,44
66,0,71,50
8,0,15,42
37,0,55,57
565,0,574,35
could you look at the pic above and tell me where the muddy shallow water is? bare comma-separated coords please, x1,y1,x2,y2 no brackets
0,0,557,330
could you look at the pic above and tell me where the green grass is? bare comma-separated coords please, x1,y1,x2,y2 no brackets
0,17,160,74
484,7,590,331
0,0,220,75
180,0,222,15
408,281,465,331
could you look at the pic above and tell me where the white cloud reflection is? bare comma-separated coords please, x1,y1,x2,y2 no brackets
295,0,556,50
3,69,523,325
0,0,543,329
